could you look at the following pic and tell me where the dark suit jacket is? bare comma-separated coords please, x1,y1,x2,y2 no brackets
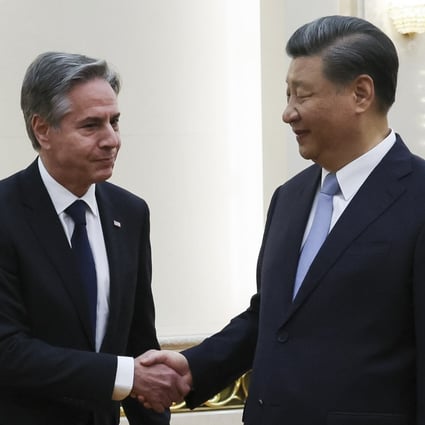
0,160,169,425
184,135,425,425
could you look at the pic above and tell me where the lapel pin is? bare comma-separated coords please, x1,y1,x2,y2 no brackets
113,220,121,228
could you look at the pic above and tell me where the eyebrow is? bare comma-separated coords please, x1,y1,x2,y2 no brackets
286,78,305,87
80,112,121,123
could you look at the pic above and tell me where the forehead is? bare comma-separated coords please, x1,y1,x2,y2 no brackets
286,55,325,87
66,78,118,112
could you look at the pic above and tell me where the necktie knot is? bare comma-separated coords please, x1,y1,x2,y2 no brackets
321,173,339,196
66,200,87,226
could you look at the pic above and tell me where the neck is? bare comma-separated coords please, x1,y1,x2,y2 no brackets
323,115,390,172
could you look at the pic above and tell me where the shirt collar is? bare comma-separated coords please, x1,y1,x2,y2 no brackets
323,130,396,201
37,157,98,216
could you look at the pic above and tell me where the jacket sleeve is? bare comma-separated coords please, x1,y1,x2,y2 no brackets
413,222,425,424
117,198,171,424
183,293,259,408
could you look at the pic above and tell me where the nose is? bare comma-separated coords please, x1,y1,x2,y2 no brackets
282,101,299,124
100,123,120,148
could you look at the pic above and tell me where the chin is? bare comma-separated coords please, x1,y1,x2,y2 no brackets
298,148,312,161
94,170,114,183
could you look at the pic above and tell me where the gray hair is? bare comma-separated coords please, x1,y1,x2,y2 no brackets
20,51,121,150
286,15,398,113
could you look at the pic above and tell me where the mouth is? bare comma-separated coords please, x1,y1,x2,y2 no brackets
97,156,115,163
95,157,116,170
292,129,309,142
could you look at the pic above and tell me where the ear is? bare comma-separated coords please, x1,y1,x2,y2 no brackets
31,115,53,149
352,74,375,113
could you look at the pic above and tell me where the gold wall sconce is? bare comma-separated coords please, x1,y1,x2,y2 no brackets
389,0,425,35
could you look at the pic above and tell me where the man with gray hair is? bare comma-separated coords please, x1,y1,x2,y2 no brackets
0,52,189,425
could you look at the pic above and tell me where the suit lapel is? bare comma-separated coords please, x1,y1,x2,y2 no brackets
284,138,412,324
279,167,322,309
19,161,95,346
258,165,321,321
95,185,125,351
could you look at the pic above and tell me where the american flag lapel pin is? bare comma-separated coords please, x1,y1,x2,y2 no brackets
113,220,121,228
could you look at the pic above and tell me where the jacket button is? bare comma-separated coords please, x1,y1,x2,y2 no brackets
277,331,289,343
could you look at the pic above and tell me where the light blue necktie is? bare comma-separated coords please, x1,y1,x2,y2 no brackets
293,173,340,299
66,200,97,337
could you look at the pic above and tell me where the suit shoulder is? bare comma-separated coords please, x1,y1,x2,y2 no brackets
273,164,319,196
265,164,318,220
97,181,149,210
0,169,26,201
410,153,425,171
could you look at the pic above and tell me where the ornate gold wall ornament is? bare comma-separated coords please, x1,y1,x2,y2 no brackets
171,371,250,413
121,336,251,417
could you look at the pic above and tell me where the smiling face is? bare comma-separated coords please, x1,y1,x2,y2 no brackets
282,55,361,171
34,78,121,196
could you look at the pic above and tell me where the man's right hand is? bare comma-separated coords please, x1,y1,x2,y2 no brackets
131,350,192,412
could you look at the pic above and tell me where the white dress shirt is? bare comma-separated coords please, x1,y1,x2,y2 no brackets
301,130,396,247
38,157,133,400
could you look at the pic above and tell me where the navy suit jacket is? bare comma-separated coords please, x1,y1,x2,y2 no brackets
184,135,425,425
0,160,169,425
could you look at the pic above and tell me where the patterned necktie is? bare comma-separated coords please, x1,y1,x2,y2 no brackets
65,200,97,336
293,173,340,299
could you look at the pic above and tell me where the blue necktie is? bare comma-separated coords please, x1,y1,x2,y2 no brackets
293,173,340,299
66,200,97,336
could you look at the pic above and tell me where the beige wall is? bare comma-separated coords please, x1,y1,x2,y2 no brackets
0,0,264,339
3,0,425,424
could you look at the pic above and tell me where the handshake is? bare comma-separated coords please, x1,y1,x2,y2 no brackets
131,350,193,413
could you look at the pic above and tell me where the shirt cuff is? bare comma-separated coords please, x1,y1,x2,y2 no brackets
112,356,134,401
